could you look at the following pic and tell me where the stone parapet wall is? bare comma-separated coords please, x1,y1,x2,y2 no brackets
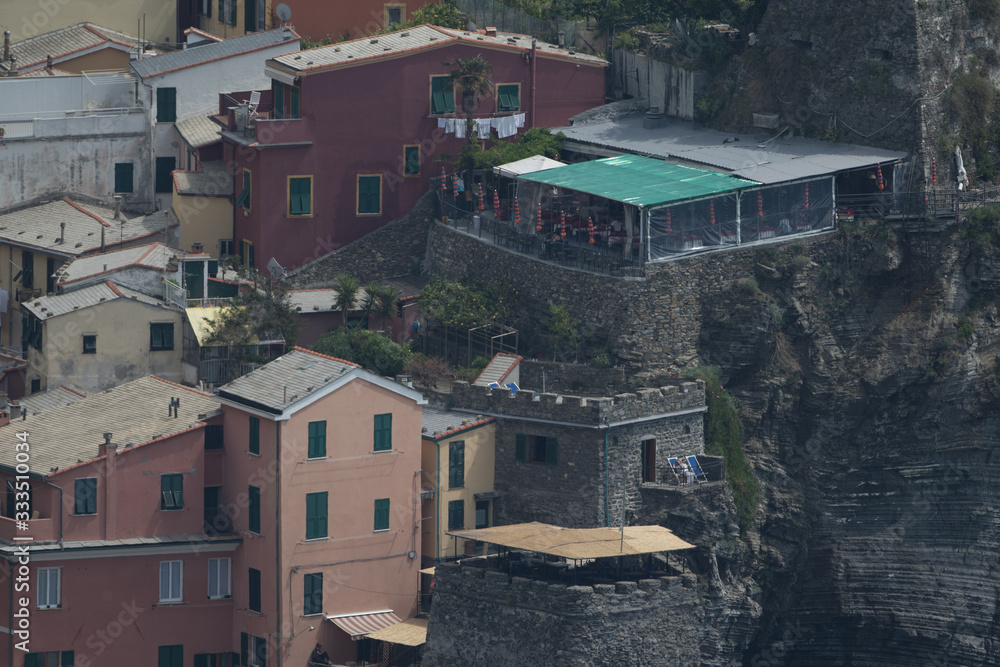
450,378,706,425
518,360,635,395
424,560,709,666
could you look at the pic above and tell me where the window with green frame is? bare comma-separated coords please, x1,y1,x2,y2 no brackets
150,322,174,350
75,477,97,515
305,491,327,539
498,84,521,112
430,75,455,115
114,162,134,193
289,177,311,216
290,86,300,118
236,169,251,209
448,441,465,488
155,157,176,193
248,567,261,612
249,416,259,455
25,652,74,667
515,434,558,465
404,146,420,176
373,413,392,451
307,421,326,459
303,572,322,615
357,175,381,215
249,485,260,534
158,645,183,667
374,498,390,531
161,473,184,509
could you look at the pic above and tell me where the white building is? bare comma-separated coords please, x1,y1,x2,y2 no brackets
130,28,301,210
0,71,153,210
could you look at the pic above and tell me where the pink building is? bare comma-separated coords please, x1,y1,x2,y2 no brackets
0,347,426,667
222,25,607,272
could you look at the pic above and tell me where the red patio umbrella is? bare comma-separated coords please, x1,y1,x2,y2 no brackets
476,183,484,211
452,174,459,198
876,164,884,190
493,189,500,218
514,203,521,227
588,217,595,244
560,209,567,239
536,203,543,232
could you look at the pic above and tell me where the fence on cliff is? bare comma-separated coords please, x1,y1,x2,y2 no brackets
455,0,584,47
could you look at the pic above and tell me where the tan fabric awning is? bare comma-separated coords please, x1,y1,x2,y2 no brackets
367,617,428,647
326,610,401,639
447,522,694,559
418,567,435,575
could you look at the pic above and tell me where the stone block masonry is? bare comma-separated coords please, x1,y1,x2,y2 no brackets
424,560,731,666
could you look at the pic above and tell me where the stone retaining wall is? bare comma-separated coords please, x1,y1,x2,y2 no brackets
424,561,710,666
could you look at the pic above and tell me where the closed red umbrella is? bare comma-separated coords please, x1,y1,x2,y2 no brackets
876,164,884,190
932,158,937,186
440,165,447,192
452,174,459,198
477,184,484,211
588,217,595,244
757,192,763,217
536,203,543,232
560,209,566,239
493,190,500,218
804,183,810,209
514,203,521,227
709,200,716,225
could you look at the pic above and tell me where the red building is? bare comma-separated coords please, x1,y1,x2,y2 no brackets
221,25,607,273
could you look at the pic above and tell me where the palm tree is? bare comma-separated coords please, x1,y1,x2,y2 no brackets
446,55,494,193
332,273,361,328
374,285,401,333
361,282,383,329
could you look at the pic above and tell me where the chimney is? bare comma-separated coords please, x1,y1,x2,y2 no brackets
59,222,65,244
9,55,16,76
113,195,122,221
2,31,9,62
191,241,204,253
46,54,53,69
395,373,413,388
8,400,21,422
100,226,106,252
643,106,666,129
485,26,497,37
101,433,117,540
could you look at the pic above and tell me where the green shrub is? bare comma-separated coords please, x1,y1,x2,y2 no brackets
614,30,640,51
591,351,612,368
685,366,759,535
958,316,974,342
790,254,812,272
313,328,412,377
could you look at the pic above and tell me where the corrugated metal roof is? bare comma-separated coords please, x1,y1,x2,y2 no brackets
1,22,140,73
217,348,359,411
288,288,367,313
131,28,299,79
447,522,695,558
270,24,605,75
57,242,179,286
18,384,87,415
174,161,231,197
0,198,178,256
473,353,521,386
176,114,224,148
0,532,240,554
558,112,907,185
519,154,755,207
326,611,402,638
0,375,219,473
23,281,171,319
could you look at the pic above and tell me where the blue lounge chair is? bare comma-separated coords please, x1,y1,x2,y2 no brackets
506,382,520,395
687,455,708,483
667,457,682,485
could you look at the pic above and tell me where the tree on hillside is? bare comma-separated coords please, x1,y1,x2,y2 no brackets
332,273,362,327
446,55,494,190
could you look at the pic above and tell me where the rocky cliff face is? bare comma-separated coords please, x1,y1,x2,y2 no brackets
713,220,1000,665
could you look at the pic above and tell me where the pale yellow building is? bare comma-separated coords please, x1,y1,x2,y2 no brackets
2,1,176,47
421,408,496,562
21,281,185,393
173,163,234,259
196,0,274,39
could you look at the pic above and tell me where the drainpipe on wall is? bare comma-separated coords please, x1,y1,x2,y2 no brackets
275,420,282,667
44,479,64,549
530,39,537,128
603,418,611,527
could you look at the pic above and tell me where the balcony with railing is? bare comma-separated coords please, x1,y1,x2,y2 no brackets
0,514,58,542
222,104,312,147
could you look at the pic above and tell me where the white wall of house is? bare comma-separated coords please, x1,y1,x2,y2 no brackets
0,74,137,116
140,38,300,210
60,265,180,296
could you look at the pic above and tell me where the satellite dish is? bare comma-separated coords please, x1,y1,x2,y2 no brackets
267,257,285,279
276,3,292,23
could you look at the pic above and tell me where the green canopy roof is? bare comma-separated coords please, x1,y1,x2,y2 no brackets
519,154,757,207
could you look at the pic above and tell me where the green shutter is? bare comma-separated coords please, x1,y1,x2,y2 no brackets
249,485,260,534
498,85,520,112
374,498,389,530
404,146,420,175
289,178,311,215
25,654,38,667
115,163,134,193
308,421,326,458
241,633,249,666
374,413,392,451
274,81,284,119
236,171,251,208
449,441,464,488
290,86,300,118
62,650,74,666
195,655,209,667
306,491,327,539
448,499,464,530
158,645,183,667
515,434,526,461
304,572,322,615
431,77,455,114
155,157,176,193
156,88,176,122
249,416,259,454
249,568,261,612
358,176,380,215
546,437,558,465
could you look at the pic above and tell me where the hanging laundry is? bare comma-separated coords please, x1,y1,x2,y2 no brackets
438,118,447,129
454,120,466,139
494,115,517,139
514,113,525,128
476,119,491,139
